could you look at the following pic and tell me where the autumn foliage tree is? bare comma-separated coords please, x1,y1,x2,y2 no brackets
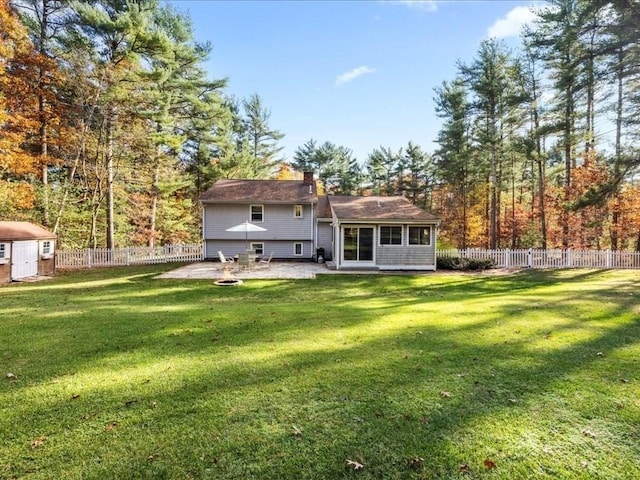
0,0,41,217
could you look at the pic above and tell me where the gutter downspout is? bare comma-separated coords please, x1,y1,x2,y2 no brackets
311,201,316,259
201,202,207,259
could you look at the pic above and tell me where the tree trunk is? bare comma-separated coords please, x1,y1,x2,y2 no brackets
106,112,115,249
562,78,573,249
39,0,50,226
611,47,624,251
149,163,160,248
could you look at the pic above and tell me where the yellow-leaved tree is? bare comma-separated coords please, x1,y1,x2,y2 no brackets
0,0,39,217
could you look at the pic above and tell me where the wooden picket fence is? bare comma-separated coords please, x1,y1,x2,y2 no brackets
438,248,640,269
56,244,203,269
56,244,640,270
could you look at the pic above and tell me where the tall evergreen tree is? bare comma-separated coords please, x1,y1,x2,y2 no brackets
527,0,586,248
433,78,473,248
241,93,284,177
364,147,400,196
458,38,524,248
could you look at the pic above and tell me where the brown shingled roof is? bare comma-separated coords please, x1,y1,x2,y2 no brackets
328,196,439,222
0,221,57,241
200,179,316,203
316,195,332,218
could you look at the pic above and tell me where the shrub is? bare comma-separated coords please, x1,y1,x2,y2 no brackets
437,256,494,271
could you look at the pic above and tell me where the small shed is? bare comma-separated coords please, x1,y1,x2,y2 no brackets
0,221,57,283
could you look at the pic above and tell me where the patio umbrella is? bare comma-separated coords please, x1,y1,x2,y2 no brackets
225,220,267,250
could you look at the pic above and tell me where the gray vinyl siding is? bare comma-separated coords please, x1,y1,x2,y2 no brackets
205,240,314,260
203,203,314,242
375,245,436,268
317,222,333,260
375,224,437,269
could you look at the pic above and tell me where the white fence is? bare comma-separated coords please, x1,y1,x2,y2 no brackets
438,248,640,269
56,244,203,269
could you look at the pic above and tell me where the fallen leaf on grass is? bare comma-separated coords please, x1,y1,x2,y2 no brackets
31,437,46,449
544,331,552,339
484,458,497,469
105,422,118,432
581,429,596,439
346,459,364,471
440,391,451,398
421,416,430,424
292,425,302,438
459,463,471,473
596,352,605,357
6,372,17,380
71,394,80,400
406,456,424,469
581,460,589,468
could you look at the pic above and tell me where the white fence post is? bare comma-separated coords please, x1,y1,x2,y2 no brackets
527,248,532,268
505,249,510,268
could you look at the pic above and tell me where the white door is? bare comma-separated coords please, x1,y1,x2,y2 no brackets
11,240,38,280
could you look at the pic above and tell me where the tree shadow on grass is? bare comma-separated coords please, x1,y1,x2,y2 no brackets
2,268,640,478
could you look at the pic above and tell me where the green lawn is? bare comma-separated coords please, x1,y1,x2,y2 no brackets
1,265,639,479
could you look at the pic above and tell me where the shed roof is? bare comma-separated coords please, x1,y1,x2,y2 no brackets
0,221,57,241
328,196,439,222
201,179,317,203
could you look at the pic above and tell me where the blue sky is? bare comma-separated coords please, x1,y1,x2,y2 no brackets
169,0,540,164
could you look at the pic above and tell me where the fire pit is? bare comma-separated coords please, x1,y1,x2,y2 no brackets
214,278,243,286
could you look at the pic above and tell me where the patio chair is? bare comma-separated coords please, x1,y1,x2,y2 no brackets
237,253,251,270
257,251,274,268
218,251,231,264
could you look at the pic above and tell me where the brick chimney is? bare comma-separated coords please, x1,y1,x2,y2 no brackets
303,171,314,185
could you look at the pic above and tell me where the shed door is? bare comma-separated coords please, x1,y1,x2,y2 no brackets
11,240,38,280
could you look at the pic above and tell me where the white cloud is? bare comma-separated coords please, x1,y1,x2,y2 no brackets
335,66,376,87
487,5,538,39
397,0,438,12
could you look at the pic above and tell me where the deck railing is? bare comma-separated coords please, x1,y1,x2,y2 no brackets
56,244,203,269
437,248,640,269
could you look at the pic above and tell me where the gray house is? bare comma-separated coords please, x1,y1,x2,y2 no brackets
200,173,440,270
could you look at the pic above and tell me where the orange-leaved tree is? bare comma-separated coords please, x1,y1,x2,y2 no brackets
0,0,39,218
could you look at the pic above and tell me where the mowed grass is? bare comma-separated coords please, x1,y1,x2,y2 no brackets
1,265,639,479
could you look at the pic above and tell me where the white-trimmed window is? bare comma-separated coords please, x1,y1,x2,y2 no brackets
293,204,303,218
294,242,303,256
41,240,54,256
408,226,431,246
250,242,264,255
0,243,7,259
380,226,402,245
250,204,264,222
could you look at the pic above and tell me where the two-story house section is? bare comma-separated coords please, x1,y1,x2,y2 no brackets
201,172,441,269
200,172,317,260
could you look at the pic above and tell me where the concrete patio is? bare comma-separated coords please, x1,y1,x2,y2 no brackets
155,261,373,280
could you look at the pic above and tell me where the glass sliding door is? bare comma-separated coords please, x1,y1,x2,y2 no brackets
342,226,374,263
343,227,358,261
